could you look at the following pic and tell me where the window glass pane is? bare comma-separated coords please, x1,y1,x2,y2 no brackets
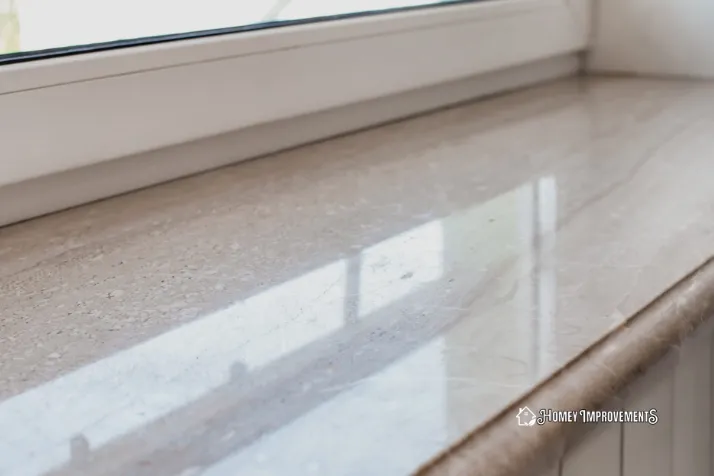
0,0,482,63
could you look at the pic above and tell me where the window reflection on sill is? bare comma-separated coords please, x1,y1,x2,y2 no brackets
0,174,559,476
200,177,560,475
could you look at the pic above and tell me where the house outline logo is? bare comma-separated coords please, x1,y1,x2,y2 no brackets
516,406,537,426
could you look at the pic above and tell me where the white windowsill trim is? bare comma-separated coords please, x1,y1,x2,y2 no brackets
0,54,579,227
0,0,588,191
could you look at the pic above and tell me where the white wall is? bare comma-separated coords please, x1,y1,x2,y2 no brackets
588,0,714,78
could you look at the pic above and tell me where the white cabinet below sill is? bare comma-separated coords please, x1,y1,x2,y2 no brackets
538,320,714,476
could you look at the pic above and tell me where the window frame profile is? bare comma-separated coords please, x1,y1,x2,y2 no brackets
0,0,590,190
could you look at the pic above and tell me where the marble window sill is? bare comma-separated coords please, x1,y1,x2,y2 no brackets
2,76,714,476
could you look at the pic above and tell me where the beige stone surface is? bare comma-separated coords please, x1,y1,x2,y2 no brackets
2,77,714,475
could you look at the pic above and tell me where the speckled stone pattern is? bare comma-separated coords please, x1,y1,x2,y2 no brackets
2,77,714,476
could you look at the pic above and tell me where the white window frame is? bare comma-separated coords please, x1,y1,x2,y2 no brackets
0,0,590,189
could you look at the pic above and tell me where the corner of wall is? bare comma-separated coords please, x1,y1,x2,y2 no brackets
586,0,714,79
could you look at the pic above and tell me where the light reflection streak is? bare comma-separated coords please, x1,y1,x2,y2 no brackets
0,175,559,476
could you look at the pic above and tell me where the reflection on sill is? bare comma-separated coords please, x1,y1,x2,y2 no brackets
359,221,444,317
0,175,557,476
203,338,452,476
0,0,464,57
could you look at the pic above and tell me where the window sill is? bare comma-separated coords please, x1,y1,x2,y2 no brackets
0,0,588,190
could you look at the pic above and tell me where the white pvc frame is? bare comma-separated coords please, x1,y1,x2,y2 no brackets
0,0,590,189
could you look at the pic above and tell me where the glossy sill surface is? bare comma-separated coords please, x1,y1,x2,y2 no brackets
2,77,714,475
